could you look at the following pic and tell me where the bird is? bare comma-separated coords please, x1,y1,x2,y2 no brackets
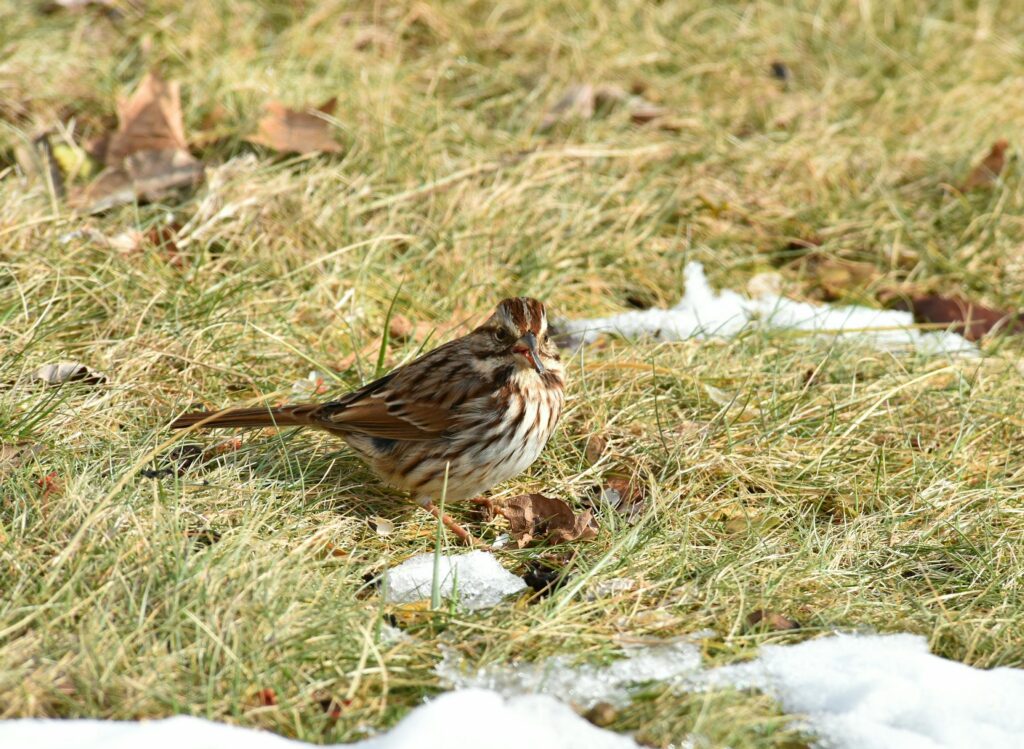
170,297,565,544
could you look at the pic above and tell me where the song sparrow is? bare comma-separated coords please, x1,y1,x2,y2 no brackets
170,297,565,543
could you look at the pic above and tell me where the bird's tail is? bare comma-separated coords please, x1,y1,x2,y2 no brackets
170,404,321,430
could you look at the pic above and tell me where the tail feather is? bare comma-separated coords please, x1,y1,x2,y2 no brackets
170,404,320,430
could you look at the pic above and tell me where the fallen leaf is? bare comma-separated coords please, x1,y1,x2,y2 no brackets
0,442,43,471
71,73,203,212
488,494,597,547
904,294,1024,341
247,99,342,154
388,313,433,343
962,139,1009,191
745,609,801,632
31,362,106,386
539,83,666,131
583,434,606,465
600,476,646,524
106,73,188,163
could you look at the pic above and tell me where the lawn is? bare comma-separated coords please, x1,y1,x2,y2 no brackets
2,1,1023,747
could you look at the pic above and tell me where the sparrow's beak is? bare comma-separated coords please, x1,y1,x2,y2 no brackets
514,331,545,374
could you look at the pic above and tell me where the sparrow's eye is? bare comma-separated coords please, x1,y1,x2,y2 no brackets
494,328,513,345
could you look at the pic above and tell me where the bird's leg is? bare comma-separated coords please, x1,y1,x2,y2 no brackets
415,497,479,546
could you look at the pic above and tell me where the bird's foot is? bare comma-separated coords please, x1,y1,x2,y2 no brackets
415,497,483,548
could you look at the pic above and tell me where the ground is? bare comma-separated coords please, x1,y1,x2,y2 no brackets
2,1,1024,747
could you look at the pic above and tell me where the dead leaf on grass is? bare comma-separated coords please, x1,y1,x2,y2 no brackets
71,73,203,212
31,362,106,386
962,139,1009,191
488,493,597,547
600,476,646,524
539,83,668,131
903,294,1024,341
388,313,434,343
583,434,607,465
0,442,43,472
106,73,188,162
247,98,342,154
744,609,801,632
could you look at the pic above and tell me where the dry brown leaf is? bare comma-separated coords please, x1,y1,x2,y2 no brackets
247,99,342,154
489,493,598,547
540,82,669,131
745,609,801,632
72,148,202,212
602,476,646,523
72,73,203,212
904,293,1024,341
31,362,106,386
388,313,434,343
962,139,1009,191
106,73,188,164
0,442,43,471
584,434,607,466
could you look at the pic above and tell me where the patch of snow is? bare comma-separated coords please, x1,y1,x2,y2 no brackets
693,633,1024,749
0,689,639,749
437,640,702,709
383,551,526,611
562,262,977,355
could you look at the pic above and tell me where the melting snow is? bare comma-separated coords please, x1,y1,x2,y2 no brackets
695,633,1024,749
0,689,639,749
562,262,977,355
382,551,527,611
437,640,703,709
3,630,1022,748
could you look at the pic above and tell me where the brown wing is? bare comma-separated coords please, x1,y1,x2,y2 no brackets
312,339,490,440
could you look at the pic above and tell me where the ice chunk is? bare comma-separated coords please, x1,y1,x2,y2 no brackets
694,633,1024,749
383,551,527,611
563,262,977,355
438,640,702,709
0,690,640,749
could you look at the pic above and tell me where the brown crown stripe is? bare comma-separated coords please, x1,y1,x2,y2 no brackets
500,297,545,334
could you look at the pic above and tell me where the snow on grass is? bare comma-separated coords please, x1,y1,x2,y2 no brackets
695,633,1024,749
562,262,977,355
3,633,1023,748
0,690,640,749
440,632,1024,749
382,551,527,611
437,639,703,709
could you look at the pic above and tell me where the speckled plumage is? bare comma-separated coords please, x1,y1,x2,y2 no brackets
171,298,565,540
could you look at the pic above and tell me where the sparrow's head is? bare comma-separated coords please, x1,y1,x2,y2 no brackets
473,297,561,376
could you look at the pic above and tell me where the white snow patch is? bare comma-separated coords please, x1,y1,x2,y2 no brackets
562,262,976,355
0,689,639,749
437,640,703,709
4,633,1021,749
694,633,1024,749
382,551,527,611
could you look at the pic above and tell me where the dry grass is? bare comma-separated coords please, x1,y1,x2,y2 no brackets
2,1,1024,746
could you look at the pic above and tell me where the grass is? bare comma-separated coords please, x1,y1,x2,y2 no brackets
2,0,1024,746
